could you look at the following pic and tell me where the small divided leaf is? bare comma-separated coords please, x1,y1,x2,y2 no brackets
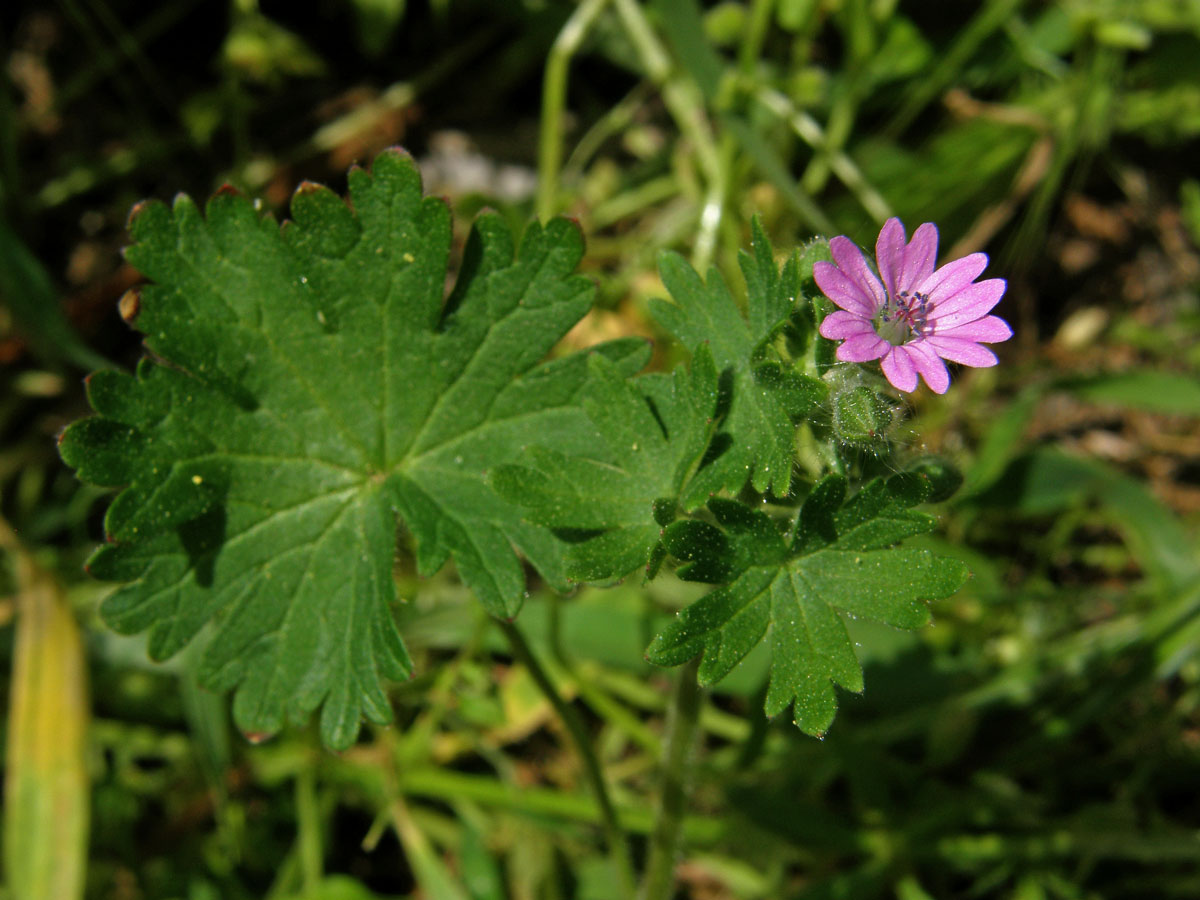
647,473,968,737
651,218,806,496
60,149,646,749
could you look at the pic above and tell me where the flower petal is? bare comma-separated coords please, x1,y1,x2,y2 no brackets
936,315,1012,343
926,336,998,368
875,218,907,299
905,340,950,394
880,346,918,392
837,331,889,362
928,278,1007,329
814,261,878,317
900,223,939,293
819,309,875,339
829,236,885,309
917,253,988,303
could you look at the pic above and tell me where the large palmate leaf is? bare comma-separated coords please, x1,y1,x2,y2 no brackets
648,473,969,736
60,149,646,748
492,346,719,581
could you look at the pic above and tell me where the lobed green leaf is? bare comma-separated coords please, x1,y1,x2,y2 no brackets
60,149,645,749
650,219,805,497
648,474,969,736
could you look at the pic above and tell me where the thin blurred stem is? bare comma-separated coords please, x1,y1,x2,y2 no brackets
389,766,726,842
552,602,662,760
755,87,892,223
394,611,488,768
537,0,613,221
638,657,703,900
387,791,469,900
562,82,654,185
738,0,775,76
82,0,178,114
591,174,682,229
575,666,663,755
56,0,160,131
612,0,724,270
884,0,1024,137
714,130,740,264
497,619,636,895
295,761,323,893
58,0,203,107
800,80,858,196
544,596,662,755
590,666,748,742
694,160,729,273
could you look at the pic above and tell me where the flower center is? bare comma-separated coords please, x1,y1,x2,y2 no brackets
874,289,930,345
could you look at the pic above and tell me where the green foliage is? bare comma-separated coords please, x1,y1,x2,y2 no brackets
62,150,969,751
497,218,967,736
648,473,969,735
492,345,720,581
18,0,1200,895
59,149,647,749
650,220,828,497
495,219,828,585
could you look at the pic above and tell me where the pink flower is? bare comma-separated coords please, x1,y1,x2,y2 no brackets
815,218,1012,394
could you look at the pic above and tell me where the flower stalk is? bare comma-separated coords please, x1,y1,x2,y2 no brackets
639,656,703,900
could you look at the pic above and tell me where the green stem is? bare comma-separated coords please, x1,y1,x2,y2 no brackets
537,0,613,221
562,82,654,185
737,0,775,76
295,760,323,893
497,619,636,895
612,0,724,270
755,87,892,223
884,0,1024,137
800,79,857,196
638,656,703,900
386,766,725,842
546,595,662,754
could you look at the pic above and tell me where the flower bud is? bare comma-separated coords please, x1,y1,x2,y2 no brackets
831,385,893,444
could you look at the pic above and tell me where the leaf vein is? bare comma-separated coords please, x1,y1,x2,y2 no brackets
173,242,376,469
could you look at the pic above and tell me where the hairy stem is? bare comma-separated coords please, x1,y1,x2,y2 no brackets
639,656,703,900
497,618,636,894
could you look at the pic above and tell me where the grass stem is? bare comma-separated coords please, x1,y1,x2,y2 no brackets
537,0,613,222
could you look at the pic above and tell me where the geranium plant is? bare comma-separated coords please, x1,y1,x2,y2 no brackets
60,148,1009,897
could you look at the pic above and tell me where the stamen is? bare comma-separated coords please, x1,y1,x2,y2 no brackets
875,290,932,345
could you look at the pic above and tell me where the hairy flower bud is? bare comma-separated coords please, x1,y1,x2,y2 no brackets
831,385,894,444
